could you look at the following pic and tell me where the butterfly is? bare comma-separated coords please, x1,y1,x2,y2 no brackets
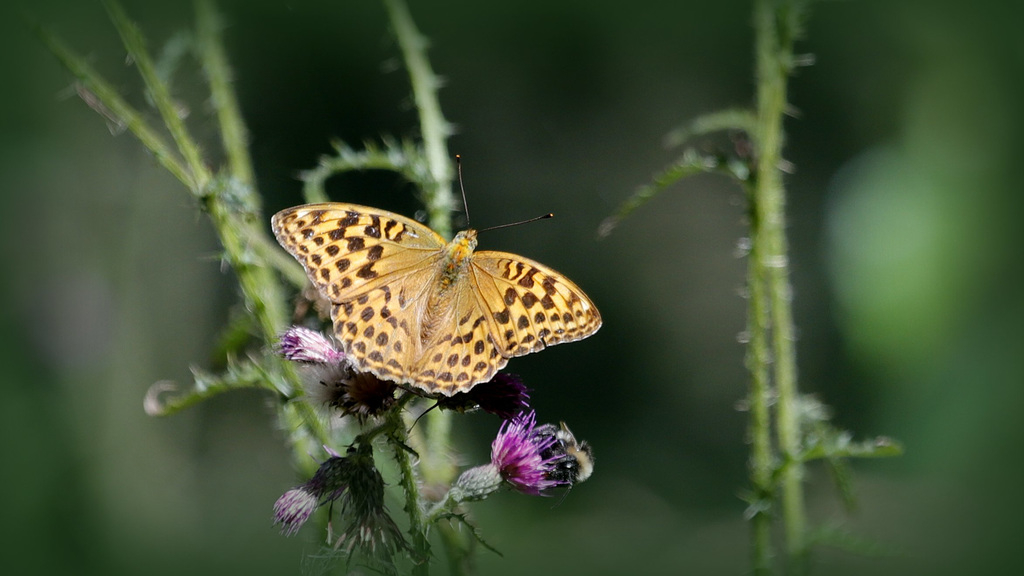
272,203,601,396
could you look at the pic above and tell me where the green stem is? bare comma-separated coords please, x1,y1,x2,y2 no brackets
382,1,463,571
388,409,431,575
105,0,211,192
107,0,324,450
188,2,317,436
44,0,329,495
382,0,453,238
746,176,775,575
381,0,457,491
752,0,806,573
36,25,194,189
196,0,256,188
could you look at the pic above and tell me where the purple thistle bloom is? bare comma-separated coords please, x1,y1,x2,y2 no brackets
449,412,594,503
272,454,352,536
272,444,408,558
278,326,346,364
277,326,395,420
437,372,532,420
490,410,562,495
272,487,320,536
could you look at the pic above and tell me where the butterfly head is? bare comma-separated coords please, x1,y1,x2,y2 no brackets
452,229,478,253
447,229,478,263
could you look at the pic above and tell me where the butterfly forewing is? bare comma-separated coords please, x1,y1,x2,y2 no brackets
272,204,446,303
470,252,602,357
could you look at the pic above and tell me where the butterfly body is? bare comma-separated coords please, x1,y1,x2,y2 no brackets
272,203,601,396
439,230,477,288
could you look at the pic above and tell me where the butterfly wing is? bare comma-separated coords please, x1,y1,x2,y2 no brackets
400,249,603,395
272,203,447,382
272,203,446,301
328,264,440,384
470,251,602,357
406,271,509,395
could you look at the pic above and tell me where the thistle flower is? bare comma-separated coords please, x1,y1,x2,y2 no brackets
447,411,568,502
272,444,407,557
272,488,320,537
273,450,354,536
278,326,346,364
436,372,531,420
320,371,397,423
331,444,407,557
277,326,396,421
490,410,563,495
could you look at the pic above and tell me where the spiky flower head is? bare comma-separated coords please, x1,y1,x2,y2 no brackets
272,450,353,536
277,326,396,421
272,444,407,558
436,372,531,420
490,410,563,495
331,443,407,556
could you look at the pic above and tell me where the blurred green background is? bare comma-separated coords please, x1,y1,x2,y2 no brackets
2,0,1020,574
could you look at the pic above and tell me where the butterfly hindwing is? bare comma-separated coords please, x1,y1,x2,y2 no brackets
329,257,443,380
407,274,507,394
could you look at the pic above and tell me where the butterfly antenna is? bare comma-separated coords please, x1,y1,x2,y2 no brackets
477,212,554,234
407,401,440,434
456,154,470,226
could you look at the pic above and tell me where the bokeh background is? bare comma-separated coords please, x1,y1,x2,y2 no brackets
2,1,1020,574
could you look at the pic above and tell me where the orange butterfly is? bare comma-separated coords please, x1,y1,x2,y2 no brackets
273,203,601,395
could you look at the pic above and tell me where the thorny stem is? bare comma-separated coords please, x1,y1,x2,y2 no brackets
381,0,457,485
387,408,431,575
382,0,454,238
104,0,211,191
382,0,466,571
746,173,775,576
60,1,328,452
751,0,806,573
195,0,255,188
192,2,331,451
